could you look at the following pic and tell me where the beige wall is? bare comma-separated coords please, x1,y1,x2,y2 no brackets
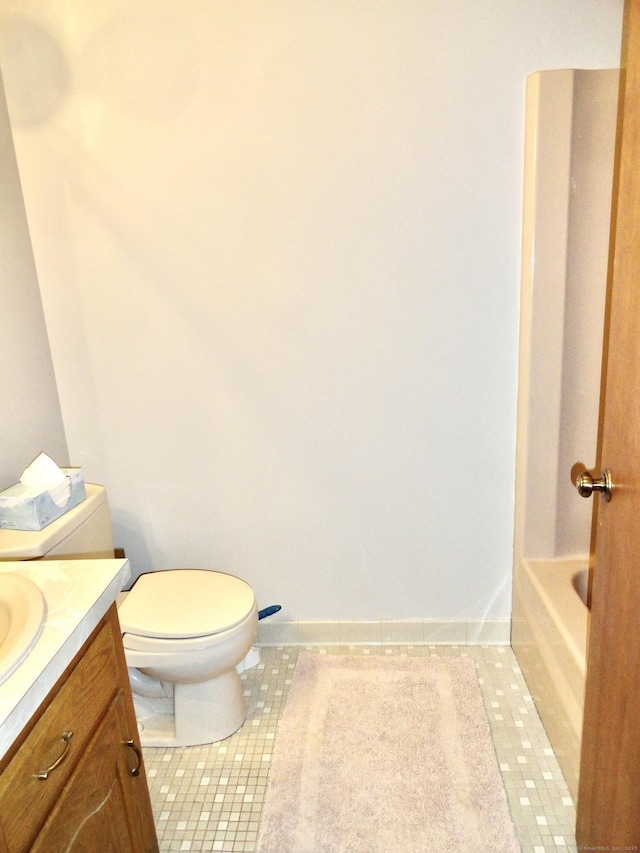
0,2,624,620
0,70,68,491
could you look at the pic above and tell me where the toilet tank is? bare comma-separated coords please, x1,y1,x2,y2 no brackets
0,483,114,561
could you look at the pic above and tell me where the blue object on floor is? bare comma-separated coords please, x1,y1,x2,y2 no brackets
258,605,282,620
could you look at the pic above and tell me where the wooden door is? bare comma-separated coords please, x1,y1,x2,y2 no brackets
576,0,640,844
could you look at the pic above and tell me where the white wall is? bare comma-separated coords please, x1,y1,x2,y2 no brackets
0,1,623,620
0,69,68,491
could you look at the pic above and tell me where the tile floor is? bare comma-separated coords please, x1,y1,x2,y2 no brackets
143,644,577,852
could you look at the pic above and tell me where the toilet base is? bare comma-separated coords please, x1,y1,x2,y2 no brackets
133,668,248,747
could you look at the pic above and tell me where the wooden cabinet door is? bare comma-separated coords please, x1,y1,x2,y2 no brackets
31,690,157,853
0,620,120,852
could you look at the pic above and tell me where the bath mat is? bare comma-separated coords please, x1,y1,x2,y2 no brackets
257,653,521,852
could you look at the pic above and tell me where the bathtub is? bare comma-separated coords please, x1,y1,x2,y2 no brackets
511,557,589,801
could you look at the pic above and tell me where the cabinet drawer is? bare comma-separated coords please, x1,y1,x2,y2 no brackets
0,619,120,852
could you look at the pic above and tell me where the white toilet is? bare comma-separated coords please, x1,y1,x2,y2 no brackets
0,483,259,747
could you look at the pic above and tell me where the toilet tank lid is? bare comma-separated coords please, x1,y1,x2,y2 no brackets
0,484,108,560
118,569,256,638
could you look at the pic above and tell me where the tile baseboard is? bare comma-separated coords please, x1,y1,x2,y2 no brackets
257,618,511,646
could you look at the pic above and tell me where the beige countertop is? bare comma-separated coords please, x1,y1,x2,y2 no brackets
0,558,131,760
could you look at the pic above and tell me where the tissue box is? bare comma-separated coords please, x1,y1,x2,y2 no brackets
0,469,86,531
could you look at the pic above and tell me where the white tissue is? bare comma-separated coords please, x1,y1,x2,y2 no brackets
20,453,70,507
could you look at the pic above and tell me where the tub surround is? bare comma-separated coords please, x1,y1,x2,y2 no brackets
0,558,131,759
511,68,618,801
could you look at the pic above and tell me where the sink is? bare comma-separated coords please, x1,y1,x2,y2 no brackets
0,574,47,686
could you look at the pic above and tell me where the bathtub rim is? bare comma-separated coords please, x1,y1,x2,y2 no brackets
521,556,589,676
511,555,590,802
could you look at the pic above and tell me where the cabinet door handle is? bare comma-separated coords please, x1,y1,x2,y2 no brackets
35,731,73,780
124,739,142,777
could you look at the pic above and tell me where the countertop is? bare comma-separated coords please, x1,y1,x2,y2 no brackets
0,558,131,761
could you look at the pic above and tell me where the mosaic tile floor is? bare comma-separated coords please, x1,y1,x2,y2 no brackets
143,645,577,852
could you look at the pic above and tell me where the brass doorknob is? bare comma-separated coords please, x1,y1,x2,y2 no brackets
572,464,613,501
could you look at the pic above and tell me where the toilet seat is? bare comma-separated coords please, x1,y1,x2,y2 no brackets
118,569,256,641
122,604,258,654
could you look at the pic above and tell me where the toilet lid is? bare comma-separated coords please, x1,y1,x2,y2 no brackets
118,569,255,639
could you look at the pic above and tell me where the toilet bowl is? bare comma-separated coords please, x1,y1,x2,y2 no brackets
118,568,259,747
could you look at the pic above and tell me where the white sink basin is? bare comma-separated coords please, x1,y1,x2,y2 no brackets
0,574,46,686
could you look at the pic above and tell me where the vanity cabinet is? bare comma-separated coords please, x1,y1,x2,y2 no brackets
0,604,158,852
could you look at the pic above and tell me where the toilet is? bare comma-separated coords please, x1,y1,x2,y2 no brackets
119,568,258,746
0,483,259,747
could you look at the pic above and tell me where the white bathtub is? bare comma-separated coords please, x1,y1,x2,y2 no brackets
511,557,589,801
